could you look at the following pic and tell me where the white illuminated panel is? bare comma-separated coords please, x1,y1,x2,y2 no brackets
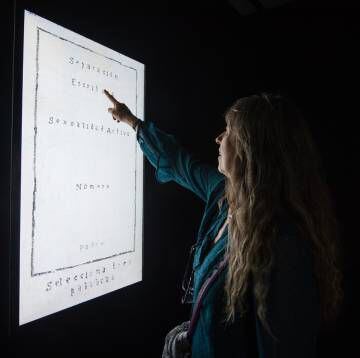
19,10,144,325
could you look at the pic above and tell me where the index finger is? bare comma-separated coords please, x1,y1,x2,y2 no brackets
103,89,118,104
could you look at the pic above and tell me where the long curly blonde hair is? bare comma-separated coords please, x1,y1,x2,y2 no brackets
219,93,344,339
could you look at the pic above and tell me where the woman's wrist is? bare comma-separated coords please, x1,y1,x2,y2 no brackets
129,116,140,130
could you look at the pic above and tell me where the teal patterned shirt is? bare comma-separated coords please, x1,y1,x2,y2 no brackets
136,120,320,358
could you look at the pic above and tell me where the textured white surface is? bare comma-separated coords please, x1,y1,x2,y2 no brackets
19,10,144,325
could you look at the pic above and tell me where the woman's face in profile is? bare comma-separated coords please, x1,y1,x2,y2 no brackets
215,124,235,177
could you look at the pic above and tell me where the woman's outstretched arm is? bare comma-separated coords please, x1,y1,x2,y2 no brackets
104,89,225,203
136,119,224,202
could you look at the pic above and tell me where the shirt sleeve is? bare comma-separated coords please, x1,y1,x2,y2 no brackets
135,120,225,203
255,233,321,358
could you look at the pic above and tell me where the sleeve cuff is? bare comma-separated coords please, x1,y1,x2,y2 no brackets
134,120,140,135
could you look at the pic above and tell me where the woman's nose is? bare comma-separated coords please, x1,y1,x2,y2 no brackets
215,134,222,144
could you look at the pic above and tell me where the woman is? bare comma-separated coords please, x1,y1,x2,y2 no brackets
104,90,343,357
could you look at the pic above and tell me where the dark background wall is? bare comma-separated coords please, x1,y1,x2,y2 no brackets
1,0,358,356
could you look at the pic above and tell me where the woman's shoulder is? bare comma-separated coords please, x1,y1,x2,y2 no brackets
202,176,226,212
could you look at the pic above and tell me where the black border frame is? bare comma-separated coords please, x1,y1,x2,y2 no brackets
10,0,25,336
